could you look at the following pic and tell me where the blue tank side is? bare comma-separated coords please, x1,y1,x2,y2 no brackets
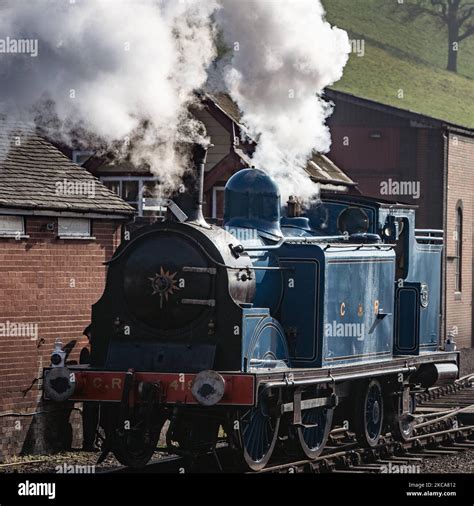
322,247,396,367
275,242,326,368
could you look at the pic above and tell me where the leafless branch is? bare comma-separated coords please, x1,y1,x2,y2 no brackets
459,24,474,38
457,5,474,25
405,4,447,22
431,0,448,19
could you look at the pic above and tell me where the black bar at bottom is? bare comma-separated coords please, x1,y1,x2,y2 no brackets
0,473,472,506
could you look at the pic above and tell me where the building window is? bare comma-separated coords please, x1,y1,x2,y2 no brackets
72,150,94,166
454,204,463,292
212,186,225,223
58,218,92,239
0,215,26,238
101,177,162,217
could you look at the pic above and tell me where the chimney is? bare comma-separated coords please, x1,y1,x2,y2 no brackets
175,143,212,227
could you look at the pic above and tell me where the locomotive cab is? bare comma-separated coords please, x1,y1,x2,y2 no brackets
305,196,443,355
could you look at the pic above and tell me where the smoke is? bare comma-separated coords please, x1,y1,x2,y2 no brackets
0,0,349,202
215,0,350,202
0,0,218,190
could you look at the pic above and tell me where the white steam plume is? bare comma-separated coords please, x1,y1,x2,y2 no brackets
215,0,350,202
0,0,349,203
0,0,218,190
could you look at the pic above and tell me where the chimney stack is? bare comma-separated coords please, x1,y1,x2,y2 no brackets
175,143,212,227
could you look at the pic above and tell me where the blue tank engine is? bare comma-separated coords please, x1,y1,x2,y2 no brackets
43,158,459,471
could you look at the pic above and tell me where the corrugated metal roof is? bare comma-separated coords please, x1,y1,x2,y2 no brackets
0,122,134,215
326,89,474,136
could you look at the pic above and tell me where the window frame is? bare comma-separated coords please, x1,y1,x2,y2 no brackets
57,217,94,240
101,176,161,217
454,203,463,293
212,186,225,221
0,215,28,239
72,150,94,166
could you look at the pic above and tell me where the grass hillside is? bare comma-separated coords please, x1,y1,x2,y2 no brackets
322,0,474,128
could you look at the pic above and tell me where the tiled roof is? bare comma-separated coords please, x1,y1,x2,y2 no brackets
205,92,242,125
0,122,134,216
204,94,356,189
304,153,356,187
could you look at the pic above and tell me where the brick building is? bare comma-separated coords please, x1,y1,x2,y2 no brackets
325,89,474,349
0,124,133,461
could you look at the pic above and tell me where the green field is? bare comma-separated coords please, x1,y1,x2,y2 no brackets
322,0,474,128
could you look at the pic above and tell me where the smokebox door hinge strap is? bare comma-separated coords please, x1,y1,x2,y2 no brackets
181,298,216,307
182,266,217,275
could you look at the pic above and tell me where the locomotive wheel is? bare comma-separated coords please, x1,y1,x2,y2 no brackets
353,379,384,447
167,413,220,455
102,404,167,468
390,394,415,442
295,388,333,459
113,420,164,468
240,392,280,471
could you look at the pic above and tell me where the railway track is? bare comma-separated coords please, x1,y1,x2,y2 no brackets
415,373,474,425
104,373,474,474
256,373,474,473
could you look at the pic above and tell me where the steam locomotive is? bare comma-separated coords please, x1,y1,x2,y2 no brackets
43,150,459,471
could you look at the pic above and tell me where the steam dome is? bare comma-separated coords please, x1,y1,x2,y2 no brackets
224,168,282,238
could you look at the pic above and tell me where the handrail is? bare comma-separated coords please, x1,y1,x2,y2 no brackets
414,229,444,244
242,237,286,251
242,235,354,251
285,235,351,243
414,229,444,235
415,236,443,242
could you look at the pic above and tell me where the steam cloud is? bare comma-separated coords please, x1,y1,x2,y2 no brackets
215,0,350,201
0,0,218,189
0,0,349,201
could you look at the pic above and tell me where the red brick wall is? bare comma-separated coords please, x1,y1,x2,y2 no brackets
329,126,401,173
446,133,474,349
328,126,444,229
0,216,122,461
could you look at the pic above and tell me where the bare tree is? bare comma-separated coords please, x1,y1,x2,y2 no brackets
405,0,474,72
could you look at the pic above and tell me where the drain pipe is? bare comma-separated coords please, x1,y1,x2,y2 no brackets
441,130,449,348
